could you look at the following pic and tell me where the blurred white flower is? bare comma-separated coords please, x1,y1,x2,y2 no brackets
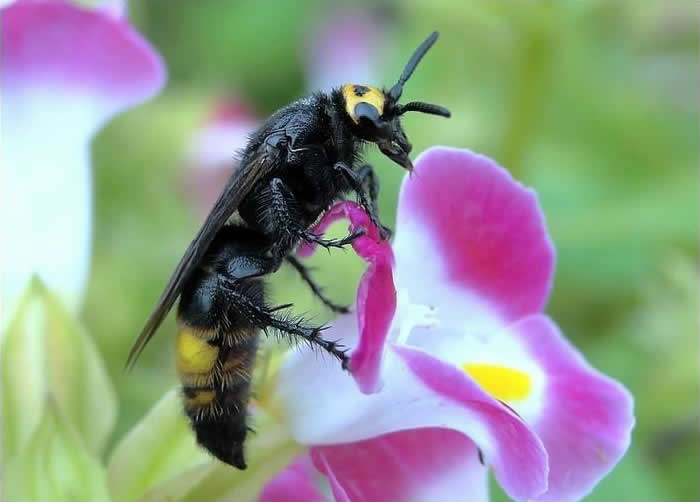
0,0,166,322
182,98,259,219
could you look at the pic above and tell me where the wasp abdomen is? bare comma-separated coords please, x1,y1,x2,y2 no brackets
176,320,258,469
176,252,262,470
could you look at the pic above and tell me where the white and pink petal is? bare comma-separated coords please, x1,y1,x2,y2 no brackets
258,454,327,502
423,313,634,501
512,315,634,502
306,11,383,90
276,336,548,502
311,428,488,502
1,0,165,317
2,0,165,115
393,147,555,336
182,97,259,218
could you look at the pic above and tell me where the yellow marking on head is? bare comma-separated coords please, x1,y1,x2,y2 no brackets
342,84,385,124
176,330,219,375
184,389,216,407
463,363,532,401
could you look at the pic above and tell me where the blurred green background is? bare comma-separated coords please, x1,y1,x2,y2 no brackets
83,1,696,500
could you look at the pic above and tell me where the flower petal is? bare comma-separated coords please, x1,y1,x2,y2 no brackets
407,313,634,501
183,97,259,218
393,345,549,501
1,1,165,108
513,315,635,502
306,11,383,90
1,0,166,316
258,455,327,502
311,428,488,502
277,340,548,501
297,202,396,394
394,147,554,324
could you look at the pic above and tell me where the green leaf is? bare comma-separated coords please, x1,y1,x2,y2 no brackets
177,409,302,502
3,400,111,502
108,388,302,502
1,279,117,463
1,282,48,461
107,389,210,502
42,283,118,455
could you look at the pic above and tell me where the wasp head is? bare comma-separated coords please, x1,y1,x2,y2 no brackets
341,31,450,172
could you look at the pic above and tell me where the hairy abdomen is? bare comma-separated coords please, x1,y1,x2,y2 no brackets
175,275,261,469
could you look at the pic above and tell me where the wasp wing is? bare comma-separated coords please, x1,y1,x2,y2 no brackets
126,148,280,369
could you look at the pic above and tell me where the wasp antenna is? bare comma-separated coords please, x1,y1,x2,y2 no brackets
389,31,440,102
398,101,451,118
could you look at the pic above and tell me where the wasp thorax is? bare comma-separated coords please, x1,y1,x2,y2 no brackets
342,83,386,124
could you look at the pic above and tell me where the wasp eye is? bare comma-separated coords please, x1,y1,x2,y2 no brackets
354,102,380,124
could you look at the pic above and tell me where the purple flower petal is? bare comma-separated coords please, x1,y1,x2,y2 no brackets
394,147,555,323
183,97,259,218
297,202,396,394
1,0,165,315
512,315,634,502
311,428,488,502
306,11,383,90
258,454,327,502
393,345,549,501
278,337,548,502
2,1,165,111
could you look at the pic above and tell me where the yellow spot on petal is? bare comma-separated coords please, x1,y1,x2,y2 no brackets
176,329,218,375
463,363,531,401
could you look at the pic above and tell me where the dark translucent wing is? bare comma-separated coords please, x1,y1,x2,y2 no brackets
126,149,280,369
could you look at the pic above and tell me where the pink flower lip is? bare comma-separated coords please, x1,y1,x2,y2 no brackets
2,0,166,104
296,201,396,394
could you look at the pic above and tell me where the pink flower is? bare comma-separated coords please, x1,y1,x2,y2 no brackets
182,98,259,218
263,147,634,502
305,10,386,90
1,0,166,317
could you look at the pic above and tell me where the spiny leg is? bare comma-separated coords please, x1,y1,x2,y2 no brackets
218,276,348,367
333,162,392,239
299,227,366,251
285,256,350,314
265,177,365,256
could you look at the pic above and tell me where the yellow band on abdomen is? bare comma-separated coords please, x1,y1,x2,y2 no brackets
176,329,219,376
184,389,216,408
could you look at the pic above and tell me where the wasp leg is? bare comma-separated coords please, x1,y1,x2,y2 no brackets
333,162,392,240
285,256,350,314
355,164,392,239
217,276,348,367
264,178,363,258
299,227,366,250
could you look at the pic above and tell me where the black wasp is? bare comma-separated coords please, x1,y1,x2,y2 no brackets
126,31,450,469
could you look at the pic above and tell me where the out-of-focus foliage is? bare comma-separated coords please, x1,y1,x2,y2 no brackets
70,1,696,500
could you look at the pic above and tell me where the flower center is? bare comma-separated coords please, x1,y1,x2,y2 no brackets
392,289,439,345
462,363,531,401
